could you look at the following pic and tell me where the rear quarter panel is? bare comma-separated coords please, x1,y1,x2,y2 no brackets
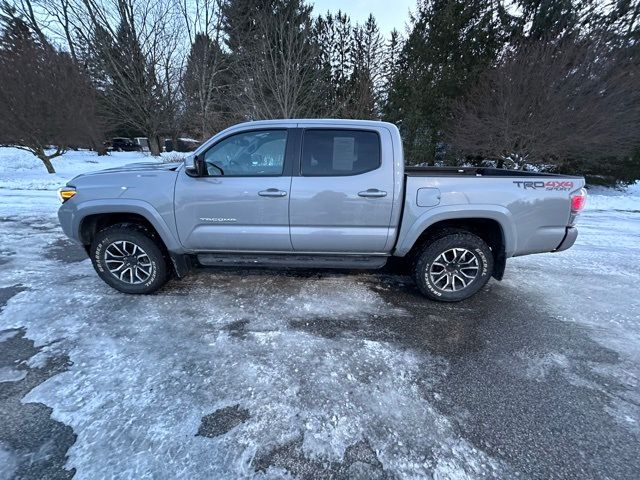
395,175,585,257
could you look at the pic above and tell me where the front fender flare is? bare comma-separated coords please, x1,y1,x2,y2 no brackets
66,199,183,252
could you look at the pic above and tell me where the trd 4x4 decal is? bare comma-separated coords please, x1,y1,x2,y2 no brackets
513,180,574,191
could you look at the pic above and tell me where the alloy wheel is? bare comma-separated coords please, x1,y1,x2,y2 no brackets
428,247,480,292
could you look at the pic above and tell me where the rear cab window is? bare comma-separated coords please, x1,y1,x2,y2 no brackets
301,130,381,176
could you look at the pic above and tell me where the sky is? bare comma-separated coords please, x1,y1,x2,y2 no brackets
311,0,416,36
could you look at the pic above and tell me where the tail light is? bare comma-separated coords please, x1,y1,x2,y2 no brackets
571,189,587,213
569,188,587,225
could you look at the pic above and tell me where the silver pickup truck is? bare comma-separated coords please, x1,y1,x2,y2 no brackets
58,119,586,301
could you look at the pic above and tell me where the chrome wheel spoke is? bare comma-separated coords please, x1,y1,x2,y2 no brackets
107,260,125,272
111,243,126,257
137,265,151,276
119,267,130,281
433,272,447,285
453,273,467,288
134,267,145,282
459,269,476,279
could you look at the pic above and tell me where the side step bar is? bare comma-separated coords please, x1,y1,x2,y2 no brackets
197,253,388,270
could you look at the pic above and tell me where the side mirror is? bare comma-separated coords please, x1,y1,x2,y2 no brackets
184,154,204,177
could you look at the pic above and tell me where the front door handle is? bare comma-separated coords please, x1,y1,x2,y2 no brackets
358,189,387,198
258,188,287,197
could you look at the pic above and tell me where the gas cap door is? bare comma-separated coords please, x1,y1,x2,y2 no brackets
416,188,441,207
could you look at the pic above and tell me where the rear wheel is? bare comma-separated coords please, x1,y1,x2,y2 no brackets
90,224,169,294
413,232,493,302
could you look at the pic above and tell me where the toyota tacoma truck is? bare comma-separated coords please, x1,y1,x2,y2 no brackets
57,119,587,301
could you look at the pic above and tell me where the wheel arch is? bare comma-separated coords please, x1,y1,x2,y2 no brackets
73,201,181,251
396,208,514,280
74,202,190,278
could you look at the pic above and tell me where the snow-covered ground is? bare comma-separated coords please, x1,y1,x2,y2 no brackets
1,148,639,479
0,147,186,191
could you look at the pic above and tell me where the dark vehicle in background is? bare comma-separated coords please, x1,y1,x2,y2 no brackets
107,138,143,152
164,138,201,153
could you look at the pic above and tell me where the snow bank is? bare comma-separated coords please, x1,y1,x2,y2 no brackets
0,147,186,191
586,182,640,212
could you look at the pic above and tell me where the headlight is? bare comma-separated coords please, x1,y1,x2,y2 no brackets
58,186,76,203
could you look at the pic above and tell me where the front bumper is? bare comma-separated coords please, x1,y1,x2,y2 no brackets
58,202,81,244
554,227,578,252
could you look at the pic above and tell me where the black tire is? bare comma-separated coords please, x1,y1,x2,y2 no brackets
413,231,493,302
90,224,169,294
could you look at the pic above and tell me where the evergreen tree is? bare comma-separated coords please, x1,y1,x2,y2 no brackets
513,0,585,41
383,29,402,100
345,14,385,119
315,10,354,116
384,0,509,165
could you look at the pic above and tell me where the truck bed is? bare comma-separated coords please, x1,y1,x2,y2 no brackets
405,166,581,178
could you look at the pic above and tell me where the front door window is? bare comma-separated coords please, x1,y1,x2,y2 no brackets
204,130,287,177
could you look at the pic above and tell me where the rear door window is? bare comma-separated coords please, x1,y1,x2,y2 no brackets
301,130,381,176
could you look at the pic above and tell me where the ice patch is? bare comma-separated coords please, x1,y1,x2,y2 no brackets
0,330,18,342
0,218,508,479
0,443,18,480
0,367,27,383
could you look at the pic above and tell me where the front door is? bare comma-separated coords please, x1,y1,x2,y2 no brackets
175,129,293,252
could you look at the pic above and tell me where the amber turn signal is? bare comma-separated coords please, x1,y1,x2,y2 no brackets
58,187,76,203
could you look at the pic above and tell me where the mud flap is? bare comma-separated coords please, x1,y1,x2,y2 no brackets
170,253,193,279
492,248,506,281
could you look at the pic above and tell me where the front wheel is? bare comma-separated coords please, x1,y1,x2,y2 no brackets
413,232,493,302
90,225,169,294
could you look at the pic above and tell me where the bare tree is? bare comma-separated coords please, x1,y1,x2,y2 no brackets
231,0,327,119
180,0,235,139
447,37,640,169
0,9,97,173
55,0,186,155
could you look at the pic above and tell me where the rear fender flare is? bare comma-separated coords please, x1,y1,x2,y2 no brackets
394,205,517,257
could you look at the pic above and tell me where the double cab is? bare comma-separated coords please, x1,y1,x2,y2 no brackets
58,119,586,301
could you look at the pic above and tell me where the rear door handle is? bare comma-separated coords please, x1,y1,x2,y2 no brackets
358,189,387,198
258,188,287,197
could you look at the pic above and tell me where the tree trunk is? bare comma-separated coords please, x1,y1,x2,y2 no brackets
96,144,108,156
90,137,108,156
148,135,161,156
39,156,56,174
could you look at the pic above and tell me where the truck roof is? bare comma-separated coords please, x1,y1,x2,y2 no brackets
228,119,397,129
196,119,400,154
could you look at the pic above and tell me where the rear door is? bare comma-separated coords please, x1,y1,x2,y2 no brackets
289,125,395,253
174,128,295,252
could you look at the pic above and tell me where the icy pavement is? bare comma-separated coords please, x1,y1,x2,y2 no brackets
1,186,639,479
